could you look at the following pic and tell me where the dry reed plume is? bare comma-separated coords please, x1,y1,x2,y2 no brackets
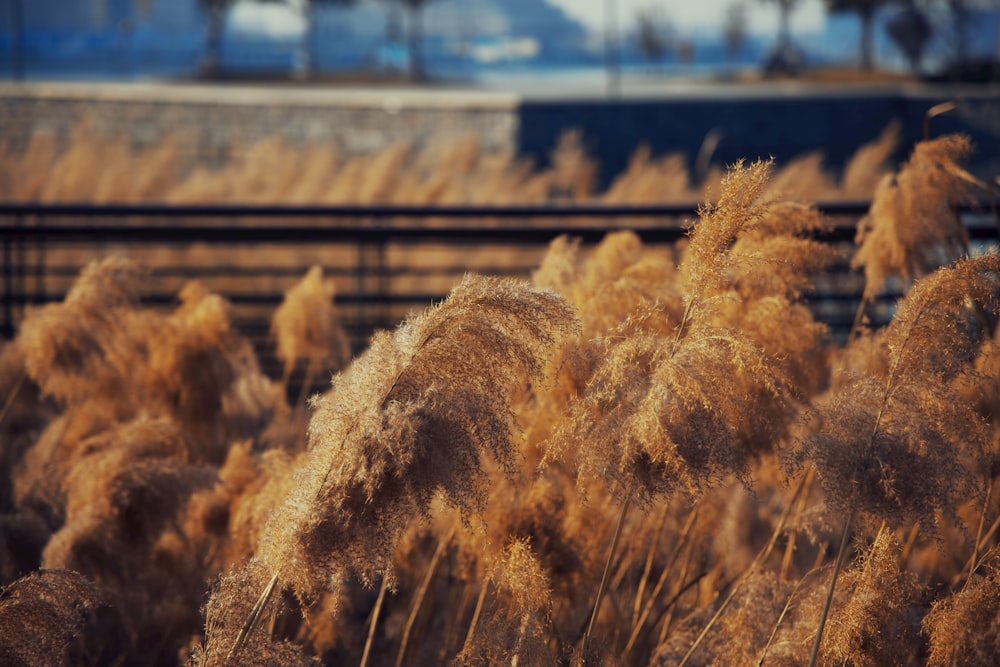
193,275,577,664
801,253,1000,531
853,134,980,302
271,265,352,413
1,130,998,667
545,159,828,505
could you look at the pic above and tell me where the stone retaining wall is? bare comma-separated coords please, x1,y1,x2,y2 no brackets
0,83,521,173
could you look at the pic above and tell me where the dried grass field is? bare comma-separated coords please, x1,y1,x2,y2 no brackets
1,119,1000,667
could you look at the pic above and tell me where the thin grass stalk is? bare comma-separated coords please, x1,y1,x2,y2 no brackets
961,511,1000,580
610,526,643,593
293,358,318,423
0,369,26,430
849,296,870,342
678,470,811,667
460,579,490,658
442,578,475,660
657,529,698,646
779,530,797,582
647,570,708,635
510,615,530,667
623,504,700,657
395,528,454,667
581,492,631,659
899,522,920,564
756,569,820,667
675,576,738,667
669,299,694,357
971,545,999,578
360,581,388,667
965,478,994,589
780,470,816,580
923,100,959,141
631,503,670,628
227,572,279,662
807,509,856,667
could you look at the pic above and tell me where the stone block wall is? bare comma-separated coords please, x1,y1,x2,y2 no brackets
0,83,521,175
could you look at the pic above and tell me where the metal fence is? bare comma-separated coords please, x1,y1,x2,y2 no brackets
1,202,997,380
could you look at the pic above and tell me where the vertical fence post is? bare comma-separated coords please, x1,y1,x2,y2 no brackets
355,223,368,356
14,214,25,327
2,224,12,339
375,216,389,333
10,0,25,81
34,214,45,306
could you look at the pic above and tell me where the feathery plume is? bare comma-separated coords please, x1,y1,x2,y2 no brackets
40,417,217,663
18,256,143,406
0,569,127,666
822,528,920,667
923,558,1000,666
199,275,577,661
547,160,798,503
457,537,555,666
256,274,576,594
841,122,901,199
853,134,979,301
193,560,316,667
271,266,351,381
800,253,1000,530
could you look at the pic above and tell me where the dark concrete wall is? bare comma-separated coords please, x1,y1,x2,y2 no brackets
518,91,1000,189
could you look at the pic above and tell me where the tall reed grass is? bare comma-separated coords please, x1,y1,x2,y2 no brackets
1,129,999,667
0,117,902,205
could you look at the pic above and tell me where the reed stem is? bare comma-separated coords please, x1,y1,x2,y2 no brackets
360,580,388,667
581,492,631,660
395,529,453,667
807,509,854,667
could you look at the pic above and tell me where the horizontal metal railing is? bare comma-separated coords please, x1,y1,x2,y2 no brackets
1,202,997,380
0,201,880,218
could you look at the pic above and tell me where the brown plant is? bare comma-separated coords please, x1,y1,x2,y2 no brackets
0,569,127,666
923,558,1000,666
853,134,979,302
199,275,577,661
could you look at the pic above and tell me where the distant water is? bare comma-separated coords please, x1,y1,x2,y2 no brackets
470,63,759,96
1,49,755,93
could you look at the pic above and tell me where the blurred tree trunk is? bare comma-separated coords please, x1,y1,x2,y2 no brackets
10,0,25,80
824,0,891,71
886,4,932,74
203,7,224,76
724,3,748,64
198,0,233,78
948,0,970,68
759,0,801,50
778,0,793,47
859,5,875,69
406,0,425,81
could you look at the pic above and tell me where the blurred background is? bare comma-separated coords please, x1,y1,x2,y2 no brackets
2,1,1000,190
1,0,999,86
